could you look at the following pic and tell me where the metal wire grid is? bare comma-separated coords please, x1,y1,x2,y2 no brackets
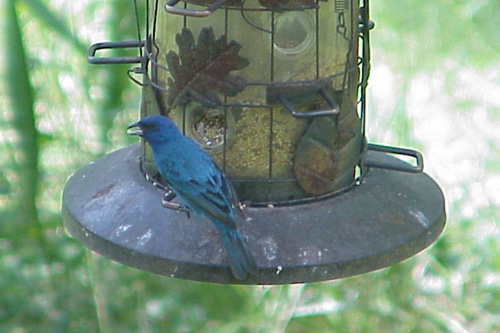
87,0,374,205
145,0,367,205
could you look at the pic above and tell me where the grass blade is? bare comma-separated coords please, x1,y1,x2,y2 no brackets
21,0,87,54
5,0,40,228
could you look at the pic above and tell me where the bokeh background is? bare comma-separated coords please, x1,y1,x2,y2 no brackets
1,0,499,331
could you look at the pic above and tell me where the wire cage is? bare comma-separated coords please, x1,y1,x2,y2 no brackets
162,0,367,206
92,0,377,205
65,0,446,284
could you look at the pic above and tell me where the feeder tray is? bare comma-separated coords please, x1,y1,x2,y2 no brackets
62,143,445,284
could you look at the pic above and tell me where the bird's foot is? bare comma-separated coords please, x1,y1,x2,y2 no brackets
161,193,191,218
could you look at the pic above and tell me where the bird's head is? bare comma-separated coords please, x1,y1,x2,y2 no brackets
127,115,181,145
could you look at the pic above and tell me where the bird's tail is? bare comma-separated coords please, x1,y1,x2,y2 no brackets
216,224,257,280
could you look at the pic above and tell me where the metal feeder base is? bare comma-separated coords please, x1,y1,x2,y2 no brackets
62,144,446,284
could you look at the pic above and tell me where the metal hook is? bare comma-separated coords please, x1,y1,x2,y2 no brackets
88,40,145,65
127,67,146,86
165,0,229,17
365,144,424,173
277,87,339,118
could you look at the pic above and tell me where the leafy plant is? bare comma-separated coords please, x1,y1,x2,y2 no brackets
5,0,40,241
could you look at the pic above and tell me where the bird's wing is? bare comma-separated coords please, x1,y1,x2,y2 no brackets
159,142,239,229
169,170,238,229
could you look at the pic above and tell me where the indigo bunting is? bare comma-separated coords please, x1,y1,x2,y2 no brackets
127,115,257,279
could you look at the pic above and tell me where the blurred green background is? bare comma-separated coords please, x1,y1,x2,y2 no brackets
1,0,500,331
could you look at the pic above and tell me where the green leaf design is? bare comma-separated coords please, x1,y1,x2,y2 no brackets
166,27,249,110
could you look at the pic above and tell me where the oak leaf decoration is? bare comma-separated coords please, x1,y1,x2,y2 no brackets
166,27,249,110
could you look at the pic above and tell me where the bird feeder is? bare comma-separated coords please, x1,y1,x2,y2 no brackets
62,0,446,284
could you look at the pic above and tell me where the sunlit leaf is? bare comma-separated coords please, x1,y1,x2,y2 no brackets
5,0,39,224
21,0,87,54
472,3,500,54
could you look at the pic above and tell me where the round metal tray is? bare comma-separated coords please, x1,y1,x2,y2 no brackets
62,144,446,284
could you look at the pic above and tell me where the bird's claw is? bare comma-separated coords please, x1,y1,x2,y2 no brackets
177,204,191,218
161,194,191,218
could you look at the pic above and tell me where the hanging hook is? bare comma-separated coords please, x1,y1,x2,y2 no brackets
365,144,424,173
88,40,145,65
165,0,229,17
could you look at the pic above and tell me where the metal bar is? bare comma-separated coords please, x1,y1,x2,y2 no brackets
88,40,145,64
366,143,424,173
359,0,371,136
315,3,320,80
222,8,229,174
165,0,229,17
278,89,339,118
268,11,276,202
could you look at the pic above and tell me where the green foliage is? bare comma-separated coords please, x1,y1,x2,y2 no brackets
1,0,499,332
371,0,500,72
21,0,87,54
472,3,500,55
5,0,39,226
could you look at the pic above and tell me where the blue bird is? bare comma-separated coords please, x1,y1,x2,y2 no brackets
127,115,257,279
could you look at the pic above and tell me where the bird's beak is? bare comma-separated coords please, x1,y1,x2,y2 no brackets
127,121,144,137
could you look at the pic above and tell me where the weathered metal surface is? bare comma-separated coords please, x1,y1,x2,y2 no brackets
62,144,446,284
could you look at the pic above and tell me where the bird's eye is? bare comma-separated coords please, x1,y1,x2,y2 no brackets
147,123,158,130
